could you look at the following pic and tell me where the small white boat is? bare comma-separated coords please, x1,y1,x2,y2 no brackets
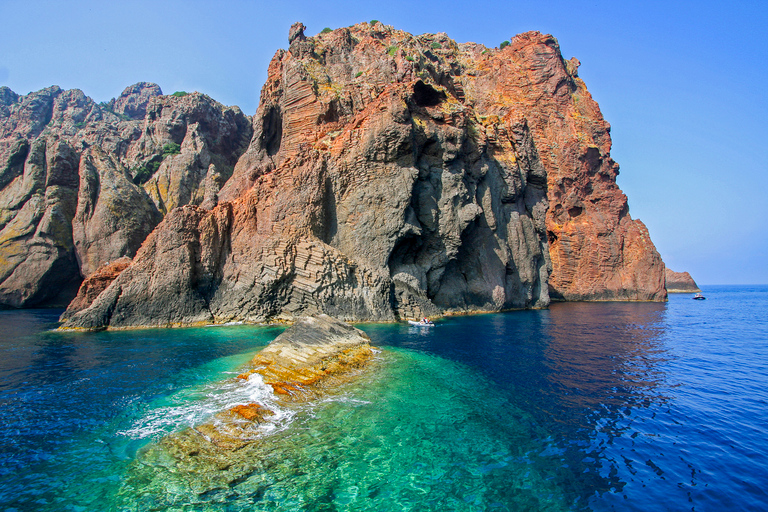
693,293,706,300
408,319,435,327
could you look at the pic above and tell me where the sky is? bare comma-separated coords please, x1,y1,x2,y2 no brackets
1,0,766,284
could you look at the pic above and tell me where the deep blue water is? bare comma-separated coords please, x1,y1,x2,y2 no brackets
1,286,767,510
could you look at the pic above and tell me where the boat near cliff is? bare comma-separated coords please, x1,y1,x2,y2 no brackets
408,319,435,327
693,293,706,300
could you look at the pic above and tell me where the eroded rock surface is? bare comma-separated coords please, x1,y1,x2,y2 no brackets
0,83,252,307
6,22,666,317
118,315,375,503
60,256,131,321
665,268,701,293
65,23,560,328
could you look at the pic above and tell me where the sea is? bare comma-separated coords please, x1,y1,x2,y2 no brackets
1,285,766,511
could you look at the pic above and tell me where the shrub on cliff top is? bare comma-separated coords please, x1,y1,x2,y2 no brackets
500,40,510,49
370,20,379,25
171,91,188,97
321,27,332,34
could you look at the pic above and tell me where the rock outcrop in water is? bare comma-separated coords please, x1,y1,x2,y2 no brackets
2,21,667,321
0,83,252,308
120,315,376,503
59,256,132,321
665,269,701,293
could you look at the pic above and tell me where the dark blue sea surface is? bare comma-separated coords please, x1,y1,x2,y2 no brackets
1,285,766,510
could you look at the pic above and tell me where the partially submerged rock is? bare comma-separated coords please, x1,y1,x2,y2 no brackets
59,256,132,321
665,268,701,293
120,315,376,501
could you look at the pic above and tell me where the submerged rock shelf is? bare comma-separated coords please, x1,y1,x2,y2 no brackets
119,315,376,502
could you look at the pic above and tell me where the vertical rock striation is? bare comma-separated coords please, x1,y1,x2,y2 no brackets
3,22,667,322
63,23,555,329
0,83,252,307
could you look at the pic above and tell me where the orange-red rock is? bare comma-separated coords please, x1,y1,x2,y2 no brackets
58,23,666,329
59,256,131,321
464,32,666,301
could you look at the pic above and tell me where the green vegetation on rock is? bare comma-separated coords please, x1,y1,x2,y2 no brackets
132,143,180,185
320,27,332,34
171,91,188,97
132,158,162,185
500,41,510,49
162,142,181,156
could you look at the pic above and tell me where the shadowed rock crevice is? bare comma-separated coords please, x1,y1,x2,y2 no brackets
412,80,446,107
261,104,283,156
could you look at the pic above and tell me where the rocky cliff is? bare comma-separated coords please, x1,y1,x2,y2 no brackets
665,269,701,293
3,22,667,323
0,83,252,307
62,23,559,329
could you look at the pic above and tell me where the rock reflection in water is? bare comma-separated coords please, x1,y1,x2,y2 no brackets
536,302,672,503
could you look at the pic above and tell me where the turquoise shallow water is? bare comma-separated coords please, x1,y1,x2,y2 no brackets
1,286,767,510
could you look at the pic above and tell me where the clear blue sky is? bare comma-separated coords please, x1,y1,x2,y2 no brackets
2,0,766,284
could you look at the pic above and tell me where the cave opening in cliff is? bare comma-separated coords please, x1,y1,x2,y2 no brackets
261,105,283,156
387,235,423,275
412,81,446,107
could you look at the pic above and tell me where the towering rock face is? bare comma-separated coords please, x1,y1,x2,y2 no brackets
458,32,666,301
227,24,665,303
4,22,667,322
0,84,252,307
63,23,556,329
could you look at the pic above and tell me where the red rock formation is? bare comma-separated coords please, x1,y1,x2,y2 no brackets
228,25,666,302
60,256,131,320
459,32,666,301
62,22,667,329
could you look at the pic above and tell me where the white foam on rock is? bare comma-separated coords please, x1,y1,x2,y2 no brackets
118,371,289,440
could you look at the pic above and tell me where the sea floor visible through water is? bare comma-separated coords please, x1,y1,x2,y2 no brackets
1,285,767,511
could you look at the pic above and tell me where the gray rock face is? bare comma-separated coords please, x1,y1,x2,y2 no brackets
63,25,552,329
73,147,162,276
0,136,81,306
111,82,162,119
0,84,253,308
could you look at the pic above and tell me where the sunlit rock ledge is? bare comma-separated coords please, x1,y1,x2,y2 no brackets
120,315,376,498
